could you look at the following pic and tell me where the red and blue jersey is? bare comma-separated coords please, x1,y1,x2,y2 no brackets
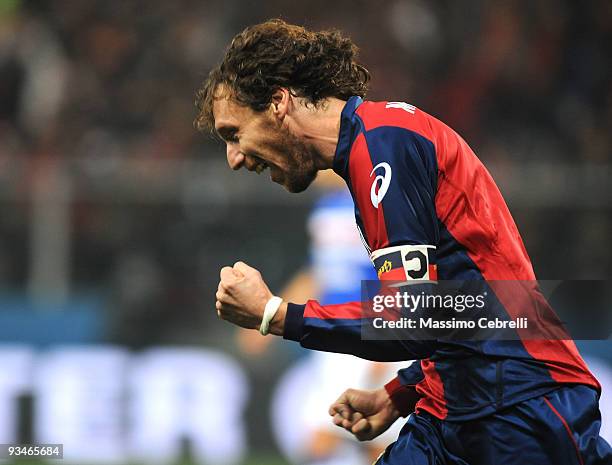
283,96,600,421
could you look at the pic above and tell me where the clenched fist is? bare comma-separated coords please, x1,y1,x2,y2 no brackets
215,261,287,335
329,387,401,441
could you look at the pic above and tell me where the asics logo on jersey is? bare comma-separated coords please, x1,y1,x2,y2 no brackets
385,101,416,114
370,162,392,208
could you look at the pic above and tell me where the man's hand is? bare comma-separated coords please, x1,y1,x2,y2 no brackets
329,387,400,441
215,261,286,335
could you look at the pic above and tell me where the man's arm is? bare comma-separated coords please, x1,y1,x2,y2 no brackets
327,362,423,442
329,386,400,442
235,267,316,356
282,301,435,361
216,263,436,361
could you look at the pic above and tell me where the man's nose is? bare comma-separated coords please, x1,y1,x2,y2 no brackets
226,144,245,170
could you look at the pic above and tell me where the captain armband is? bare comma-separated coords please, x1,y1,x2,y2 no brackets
371,244,437,285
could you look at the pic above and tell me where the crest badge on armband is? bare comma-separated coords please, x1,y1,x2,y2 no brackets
371,244,437,285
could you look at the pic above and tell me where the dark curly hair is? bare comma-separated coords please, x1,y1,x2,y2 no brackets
194,19,370,134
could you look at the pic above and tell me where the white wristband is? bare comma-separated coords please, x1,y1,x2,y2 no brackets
259,296,283,336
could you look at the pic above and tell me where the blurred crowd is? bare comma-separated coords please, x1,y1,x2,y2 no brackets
0,0,610,162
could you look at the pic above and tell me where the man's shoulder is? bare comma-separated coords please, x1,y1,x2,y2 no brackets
355,100,437,143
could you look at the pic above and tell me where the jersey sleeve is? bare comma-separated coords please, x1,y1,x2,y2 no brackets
349,105,440,247
367,125,438,247
349,117,440,282
283,302,436,361
384,362,424,416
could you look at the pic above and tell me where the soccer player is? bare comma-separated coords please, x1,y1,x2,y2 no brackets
195,19,611,465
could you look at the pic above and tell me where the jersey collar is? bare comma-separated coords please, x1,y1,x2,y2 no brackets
333,96,363,179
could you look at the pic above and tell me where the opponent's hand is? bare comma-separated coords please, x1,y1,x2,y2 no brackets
329,387,400,441
215,261,276,330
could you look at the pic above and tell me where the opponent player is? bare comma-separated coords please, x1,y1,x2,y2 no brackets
196,19,611,464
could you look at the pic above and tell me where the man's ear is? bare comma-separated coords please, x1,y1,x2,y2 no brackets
271,88,291,120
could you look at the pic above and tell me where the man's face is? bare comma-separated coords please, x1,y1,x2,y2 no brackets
213,93,318,193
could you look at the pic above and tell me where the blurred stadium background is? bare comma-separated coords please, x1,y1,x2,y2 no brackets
0,0,610,464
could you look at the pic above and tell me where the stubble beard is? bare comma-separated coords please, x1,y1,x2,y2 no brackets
272,125,318,193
